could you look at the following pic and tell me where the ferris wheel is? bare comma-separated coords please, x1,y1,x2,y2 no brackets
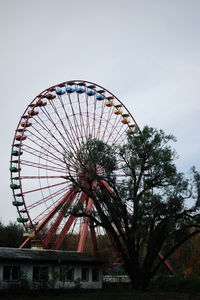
10,80,138,253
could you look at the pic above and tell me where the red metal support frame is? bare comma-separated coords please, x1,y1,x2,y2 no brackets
43,191,76,247
53,192,88,250
158,252,175,274
77,197,93,253
90,219,99,257
19,189,74,248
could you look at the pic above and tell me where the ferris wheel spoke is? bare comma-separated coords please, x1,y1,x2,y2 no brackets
111,124,127,144
47,98,80,152
32,112,77,155
100,104,115,142
26,186,70,210
53,191,88,250
106,116,128,145
104,115,121,144
96,100,107,140
32,203,58,224
85,93,91,138
20,160,66,173
24,140,78,172
76,93,88,140
22,180,67,195
41,104,73,149
91,96,97,138
25,129,65,162
23,142,63,163
29,114,70,156
21,145,65,169
112,126,128,145
38,105,77,156
66,94,84,147
20,175,67,179
59,96,82,151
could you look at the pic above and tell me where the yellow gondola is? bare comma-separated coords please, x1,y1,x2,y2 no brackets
114,104,122,108
23,232,35,238
105,101,114,107
129,124,136,128
127,129,135,134
121,118,130,124
114,109,123,115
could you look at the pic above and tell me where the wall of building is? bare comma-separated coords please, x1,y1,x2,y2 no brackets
0,262,102,290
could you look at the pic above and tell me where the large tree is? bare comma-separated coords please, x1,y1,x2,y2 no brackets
65,126,200,290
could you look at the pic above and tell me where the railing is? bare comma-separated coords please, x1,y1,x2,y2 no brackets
103,274,130,283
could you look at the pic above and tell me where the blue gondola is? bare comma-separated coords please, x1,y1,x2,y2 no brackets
96,95,105,101
56,89,66,95
76,88,85,94
66,87,75,93
86,90,96,96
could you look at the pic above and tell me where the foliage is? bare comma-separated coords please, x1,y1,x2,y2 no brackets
175,232,200,276
0,221,24,247
1,287,200,300
64,138,117,185
153,274,200,292
64,125,200,290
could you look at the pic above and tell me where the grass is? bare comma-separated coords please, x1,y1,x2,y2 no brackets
1,287,200,300
2,276,200,300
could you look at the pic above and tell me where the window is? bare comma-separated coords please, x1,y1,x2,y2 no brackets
60,267,74,281
3,266,20,281
92,268,99,282
33,266,49,282
81,268,89,281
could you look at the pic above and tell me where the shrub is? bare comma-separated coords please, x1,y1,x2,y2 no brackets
153,274,200,292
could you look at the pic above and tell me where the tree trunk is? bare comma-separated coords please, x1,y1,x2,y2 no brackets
123,258,153,290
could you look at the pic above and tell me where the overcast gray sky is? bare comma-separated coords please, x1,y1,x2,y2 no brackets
0,0,200,223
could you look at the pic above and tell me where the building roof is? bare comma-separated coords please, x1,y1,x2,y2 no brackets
0,248,103,265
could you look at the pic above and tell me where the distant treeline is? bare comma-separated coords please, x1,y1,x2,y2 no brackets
0,221,24,247
0,221,199,277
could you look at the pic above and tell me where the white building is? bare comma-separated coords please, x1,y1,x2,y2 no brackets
0,248,103,290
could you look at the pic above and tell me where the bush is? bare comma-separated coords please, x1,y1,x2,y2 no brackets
153,275,200,292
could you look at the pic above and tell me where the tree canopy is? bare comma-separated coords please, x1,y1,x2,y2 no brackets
65,126,200,289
